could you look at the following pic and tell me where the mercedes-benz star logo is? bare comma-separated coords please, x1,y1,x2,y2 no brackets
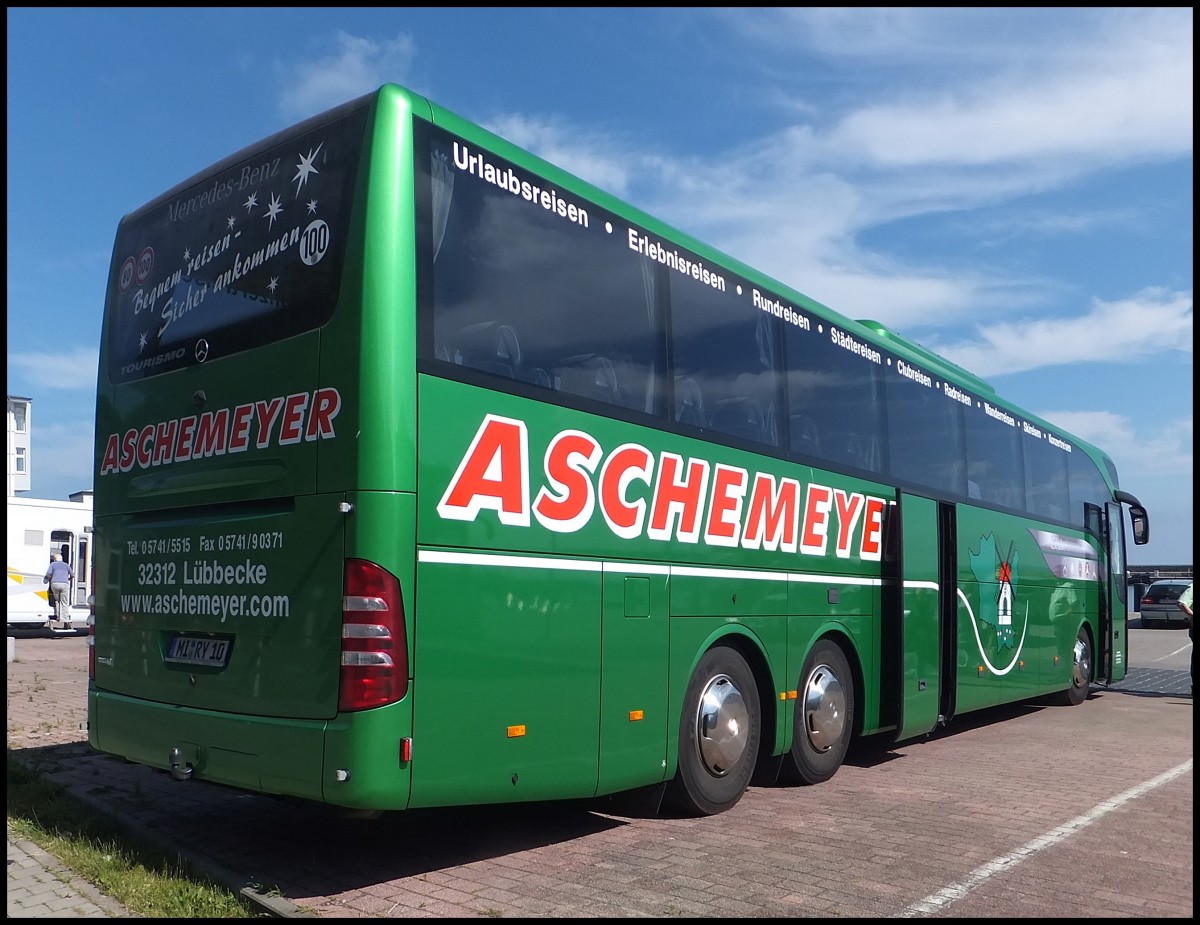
194,339,210,363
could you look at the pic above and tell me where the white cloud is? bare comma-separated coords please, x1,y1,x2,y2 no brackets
932,289,1193,377
8,347,99,392
482,114,634,198
829,41,1193,169
1046,411,1192,478
21,417,97,498
276,31,417,120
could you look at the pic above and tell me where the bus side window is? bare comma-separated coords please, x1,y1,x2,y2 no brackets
790,414,820,456
556,354,622,406
843,431,865,469
675,377,707,428
523,366,552,389
455,321,523,380
711,397,766,444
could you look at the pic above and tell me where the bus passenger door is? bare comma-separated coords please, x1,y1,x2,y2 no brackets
894,493,947,742
598,565,670,794
1098,501,1129,682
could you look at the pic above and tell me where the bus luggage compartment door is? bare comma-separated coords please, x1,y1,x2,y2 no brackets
597,564,670,795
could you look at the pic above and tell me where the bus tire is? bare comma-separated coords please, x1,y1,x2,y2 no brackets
667,645,761,816
1058,624,1093,706
781,639,854,785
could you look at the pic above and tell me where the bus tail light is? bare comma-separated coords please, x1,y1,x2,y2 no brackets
339,558,408,712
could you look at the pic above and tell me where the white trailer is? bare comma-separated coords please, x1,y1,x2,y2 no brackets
7,492,93,631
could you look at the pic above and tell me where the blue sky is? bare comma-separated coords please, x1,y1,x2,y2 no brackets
6,8,1192,565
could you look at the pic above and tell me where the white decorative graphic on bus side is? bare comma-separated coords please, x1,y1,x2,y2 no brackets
98,387,341,476
1029,529,1097,579
437,414,889,560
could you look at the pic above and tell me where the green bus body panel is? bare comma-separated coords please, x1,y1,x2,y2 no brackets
953,505,1099,711
91,492,346,718
316,701,414,809
599,568,671,794
410,558,602,807
337,85,423,494
898,494,941,741
94,333,327,513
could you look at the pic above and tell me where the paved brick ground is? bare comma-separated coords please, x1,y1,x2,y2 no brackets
7,633,1192,919
7,828,136,919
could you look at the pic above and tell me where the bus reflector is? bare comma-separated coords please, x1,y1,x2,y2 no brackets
628,710,644,721
507,725,526,738
339,558,408,712
87,613,96,680
87,566,96,680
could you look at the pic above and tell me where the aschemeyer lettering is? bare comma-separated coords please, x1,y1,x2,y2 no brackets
438,414,890,561
99,387,341,476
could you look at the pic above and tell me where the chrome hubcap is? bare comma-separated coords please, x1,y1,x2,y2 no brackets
694,674,750,776
1072,635,1091,688
803,662,846,752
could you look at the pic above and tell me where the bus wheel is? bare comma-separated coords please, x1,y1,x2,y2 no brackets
1058,625,1093,706
781,639,854,785
667,646,761,816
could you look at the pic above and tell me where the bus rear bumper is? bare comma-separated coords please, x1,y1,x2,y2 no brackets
87,689,413,810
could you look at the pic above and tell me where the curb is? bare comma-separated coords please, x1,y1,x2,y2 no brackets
8,827,135,918
11,749,315,919
68,777,316,918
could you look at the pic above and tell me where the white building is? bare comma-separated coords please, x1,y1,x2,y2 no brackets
7,394,32,496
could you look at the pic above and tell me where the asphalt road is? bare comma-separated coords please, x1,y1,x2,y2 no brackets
6,623,1193,918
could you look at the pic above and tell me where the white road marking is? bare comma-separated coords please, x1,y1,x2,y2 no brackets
897,758,1194,917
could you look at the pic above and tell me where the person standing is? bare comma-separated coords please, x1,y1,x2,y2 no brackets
1178,581,1193,691
43,553,74,630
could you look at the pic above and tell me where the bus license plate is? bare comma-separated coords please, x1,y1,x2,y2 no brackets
165,635,231,668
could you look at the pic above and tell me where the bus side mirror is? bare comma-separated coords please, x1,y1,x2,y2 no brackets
1127,505,1149,545
1113,490,1149,546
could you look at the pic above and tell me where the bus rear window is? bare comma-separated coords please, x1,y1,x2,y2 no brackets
103,104,368,383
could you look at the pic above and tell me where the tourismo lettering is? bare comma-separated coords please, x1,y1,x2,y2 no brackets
437,414,887,561
99,387,341,476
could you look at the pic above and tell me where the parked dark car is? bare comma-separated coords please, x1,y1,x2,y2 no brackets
1138,579,1192,628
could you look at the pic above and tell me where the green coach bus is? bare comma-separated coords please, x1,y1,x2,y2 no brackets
88,83,1150,817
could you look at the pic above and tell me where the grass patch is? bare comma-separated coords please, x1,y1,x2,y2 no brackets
7,750,258,917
